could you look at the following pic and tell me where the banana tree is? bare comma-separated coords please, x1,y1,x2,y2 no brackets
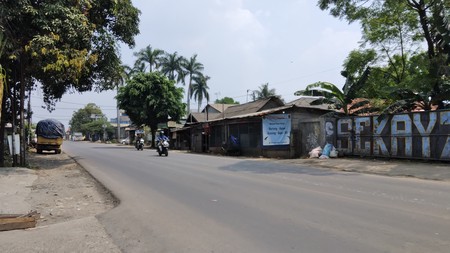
294,67,373,116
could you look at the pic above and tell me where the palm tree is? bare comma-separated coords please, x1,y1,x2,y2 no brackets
181,54,204,114
254,83,277,100
191,75,210,112
120,64,134,83
133,45,165,72
161,51,185,82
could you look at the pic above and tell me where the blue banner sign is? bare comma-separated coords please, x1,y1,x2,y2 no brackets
262,114,291,146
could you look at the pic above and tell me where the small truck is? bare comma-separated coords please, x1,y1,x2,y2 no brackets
36,119,65,154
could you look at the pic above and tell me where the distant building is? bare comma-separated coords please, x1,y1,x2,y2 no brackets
109,110,131,139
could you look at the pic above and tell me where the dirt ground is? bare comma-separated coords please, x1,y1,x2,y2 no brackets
26,149,117,227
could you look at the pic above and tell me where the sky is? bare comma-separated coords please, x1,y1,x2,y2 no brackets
30,0,362,129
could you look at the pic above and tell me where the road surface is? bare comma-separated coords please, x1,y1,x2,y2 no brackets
63,141,450,253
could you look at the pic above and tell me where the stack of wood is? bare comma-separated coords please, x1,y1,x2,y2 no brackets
0,210,40,231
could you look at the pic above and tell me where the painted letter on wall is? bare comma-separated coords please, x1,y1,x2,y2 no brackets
337,118,352,153
391,115,412,157
413,112,436,158
354,117,371,155
441,111,450,159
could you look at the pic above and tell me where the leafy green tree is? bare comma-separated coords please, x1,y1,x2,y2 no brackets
215,97,240,104
69,103,104,135
191,75,210,112
181,54,204,114
116,72,185,147
317,0,450,109
0,0,139,165
1,0,139,107
80,119,114,142
133,45,165,73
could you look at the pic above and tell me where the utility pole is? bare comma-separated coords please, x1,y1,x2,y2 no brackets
116,84,120,142
20,55,26,166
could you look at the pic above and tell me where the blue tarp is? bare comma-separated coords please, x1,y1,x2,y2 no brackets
36,119,65,139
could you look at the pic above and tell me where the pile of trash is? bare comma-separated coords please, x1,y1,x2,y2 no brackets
308,143,338,159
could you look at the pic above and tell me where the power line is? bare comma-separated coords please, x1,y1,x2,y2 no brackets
269,67,340,86
31,95,117,108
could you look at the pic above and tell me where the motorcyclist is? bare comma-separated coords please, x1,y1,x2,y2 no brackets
135,133,143,148
156,130,169,144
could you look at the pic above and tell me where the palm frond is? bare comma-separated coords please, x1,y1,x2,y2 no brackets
389,88,418,100
305,81,341,94
353,106,379,115
348,99,370,111
376,99,416,121
348,99,379,115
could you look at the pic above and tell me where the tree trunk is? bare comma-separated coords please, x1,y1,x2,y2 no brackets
0,85,5,167
150,123,157,148
0,70,3,120
411,2,435,59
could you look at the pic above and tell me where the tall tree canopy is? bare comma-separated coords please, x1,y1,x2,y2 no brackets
318,0,450,110
181,54,204,114
191,75,210,112
0,0,140,108
126,47,209,116
133,45,165,73
116,72,185,146
160,51,185,81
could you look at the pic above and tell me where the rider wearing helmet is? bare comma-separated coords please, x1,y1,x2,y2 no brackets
156,130,169,143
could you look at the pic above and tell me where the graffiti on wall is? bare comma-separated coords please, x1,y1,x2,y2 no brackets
336,110,450,160
306,133,319,151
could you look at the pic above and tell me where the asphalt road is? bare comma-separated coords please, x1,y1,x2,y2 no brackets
63,141,450,253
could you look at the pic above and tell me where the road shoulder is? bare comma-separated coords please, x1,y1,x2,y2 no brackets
0,150,120,253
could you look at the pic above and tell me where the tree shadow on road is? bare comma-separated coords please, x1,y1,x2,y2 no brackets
218,159,358,177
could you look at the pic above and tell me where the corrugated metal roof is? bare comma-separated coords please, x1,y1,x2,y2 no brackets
221,97,284,118
206,105,295,122
184,97,332,125
202,104,236,113
286,96,330,110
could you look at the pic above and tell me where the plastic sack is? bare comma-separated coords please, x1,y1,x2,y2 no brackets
330,146,338,158
36,119,65,139
322,143,333,157
309,146,322,158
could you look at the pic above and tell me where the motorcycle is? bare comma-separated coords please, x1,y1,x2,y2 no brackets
135,138,144,151
156,140,169,156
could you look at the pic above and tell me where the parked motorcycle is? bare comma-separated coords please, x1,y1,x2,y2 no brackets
156,140,169,156
135,138,144,151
